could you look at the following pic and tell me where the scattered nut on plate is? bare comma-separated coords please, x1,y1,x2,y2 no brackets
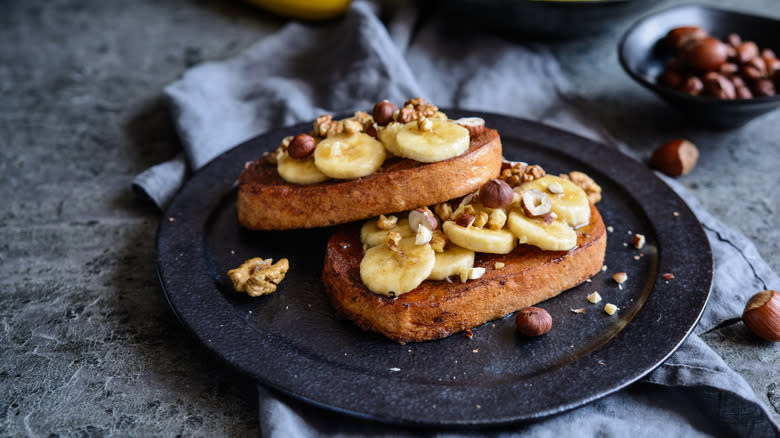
742,290,780,341
516,307,552,336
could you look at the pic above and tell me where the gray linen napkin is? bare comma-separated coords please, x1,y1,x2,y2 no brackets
135,2,780,436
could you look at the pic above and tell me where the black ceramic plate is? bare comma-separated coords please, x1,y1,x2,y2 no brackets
156,111,712,426
619,5,780,128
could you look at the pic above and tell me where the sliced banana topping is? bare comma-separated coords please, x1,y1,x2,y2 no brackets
520,175,590,227
276,150,330,185
442,220,517,254
359,237,435,296
360,218,414,248
379,119,470,163
313,132,386,179
428,244,475,281
507,209,577,251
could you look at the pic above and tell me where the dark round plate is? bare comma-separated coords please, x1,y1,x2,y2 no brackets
156,111,712,426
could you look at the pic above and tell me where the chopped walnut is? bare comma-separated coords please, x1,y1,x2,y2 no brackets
384,231,402,251
417,116,433,132
487,209,508,230
313,114,343,137
434,202,453,222
429,230,447,252
376,214,398,230
473,211,489,228
228,257,289,297
342,118,363,135
397,97,439,123
500,162,546,187
560,171,602,204
352,110,372,126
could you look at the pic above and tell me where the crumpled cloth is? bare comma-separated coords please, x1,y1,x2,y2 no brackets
134,2,780,436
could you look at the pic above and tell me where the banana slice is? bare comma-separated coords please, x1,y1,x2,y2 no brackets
276,150,330,185
428,244,475,281
379,119,470,163
359,237,435,296
442,221,516,254
507,210,577,251
360,218,414,248
313,132,386,179
520,175,590,227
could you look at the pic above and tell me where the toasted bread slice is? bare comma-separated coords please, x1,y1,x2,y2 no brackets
237,128,502,230
322,203,606,344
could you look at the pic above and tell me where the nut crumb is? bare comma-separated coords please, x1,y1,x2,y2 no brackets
633,233,646,249
607,226,614,233
168,217,175,222
472,349,479,353
587,291,602,303
388,367,401,372
613,272,628,284
571,307,586,314
228,257,290,297
604,303,618,315
465,329,473,339
633,255,640,261
663,272,675,280
673,211,680,217
376,214,398,230
494,262,505,269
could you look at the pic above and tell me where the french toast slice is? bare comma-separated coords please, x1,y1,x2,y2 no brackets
237,128,502,230
322,203,606,344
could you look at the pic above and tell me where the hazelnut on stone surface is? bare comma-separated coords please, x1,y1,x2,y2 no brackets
742,290,780,341
479,179,514,209
372,100,398,126
516,307,552,336
650,139,699,177
287,133,316,160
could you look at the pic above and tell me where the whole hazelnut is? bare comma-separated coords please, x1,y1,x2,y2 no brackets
516,307,552,336
681,37,729,71
736,85,753,99
665,26,707,50
735,41,759,64
703,72,736,99
650,139,699,177
287,134,316,160
681,76,704,96
742,290,780,341
754,78,776,97
479,179,514,209
726,33,742,48
372,100,398,126
659,70,683,89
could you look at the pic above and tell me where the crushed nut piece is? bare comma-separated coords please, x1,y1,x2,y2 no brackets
663,272,675,280
487,209,508,230
604,303,618,315
228,257,289,297
560,171,602,204
494,262,505,270
313,114,343,137
613,272,628,284
342,118,363,135
415,225,433,245
607,225,614,233
397,97,439,123
473,211,489,228
376,214,398,230
587,291,602,303
429,230,447,253
548,181,564,194
501,162,546,187
465,329,473,339
417,116,433,132
384,231,401,251
571,308,586,314
434,202,453,222
633,233,646,249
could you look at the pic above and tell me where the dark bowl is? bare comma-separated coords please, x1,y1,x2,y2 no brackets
619,5,780,129
439,0,661,40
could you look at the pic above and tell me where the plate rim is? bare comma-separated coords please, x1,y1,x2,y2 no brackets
155,110,712,426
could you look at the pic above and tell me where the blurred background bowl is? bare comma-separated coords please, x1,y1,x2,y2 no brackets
440,0,661,40
619,5,780,129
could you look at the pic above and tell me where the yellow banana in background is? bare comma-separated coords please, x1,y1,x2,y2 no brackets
242,0,352,20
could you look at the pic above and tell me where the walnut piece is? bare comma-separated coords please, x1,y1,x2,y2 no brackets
429,230,447,252
376,214,398,230
313,114,342,137
397,97,440,123
560,171,602,204
500,162,546,187
228,257,289,297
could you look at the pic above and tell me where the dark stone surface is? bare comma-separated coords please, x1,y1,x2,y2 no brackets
0,0,778,435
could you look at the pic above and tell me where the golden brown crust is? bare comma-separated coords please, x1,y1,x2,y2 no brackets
237,129,502,230
322,204,607,344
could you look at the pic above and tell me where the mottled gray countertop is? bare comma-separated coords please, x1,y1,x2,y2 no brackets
1,0,778,436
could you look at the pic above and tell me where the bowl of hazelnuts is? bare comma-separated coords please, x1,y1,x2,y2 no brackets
619,5,780,128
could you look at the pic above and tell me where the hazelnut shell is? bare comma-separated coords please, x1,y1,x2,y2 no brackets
743,290,780,341
516,307,552,336
650,139,699,177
